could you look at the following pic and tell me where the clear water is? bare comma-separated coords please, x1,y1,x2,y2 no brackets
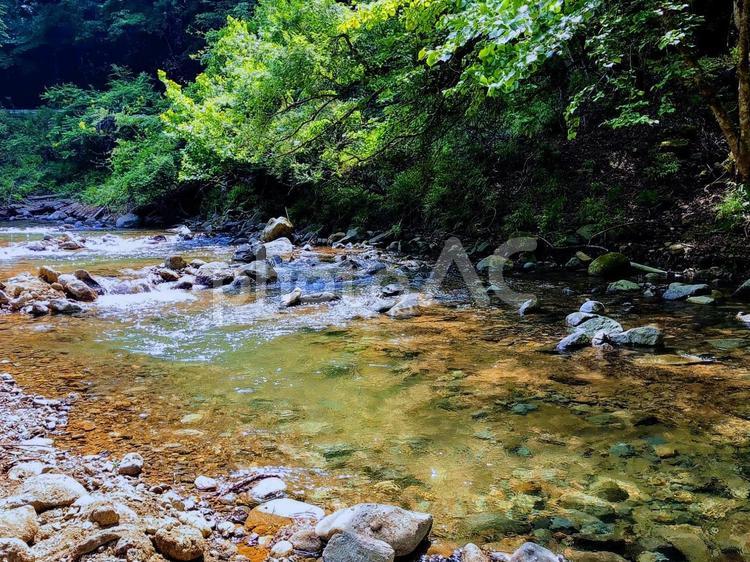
2,222,750,558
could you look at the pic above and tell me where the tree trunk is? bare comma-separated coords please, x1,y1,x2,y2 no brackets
737,0,750,181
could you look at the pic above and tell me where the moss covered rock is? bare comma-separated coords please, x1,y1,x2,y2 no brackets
588,252,630,278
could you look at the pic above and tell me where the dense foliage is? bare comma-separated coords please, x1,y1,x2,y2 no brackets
1,0,747,235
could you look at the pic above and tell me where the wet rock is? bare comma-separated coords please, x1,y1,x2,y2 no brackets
115,213,140,229
518,298,539,316
588,253,630,278
556,331,592,352
174,276,195,290
257,498,324,520
0,506,39,543
316,503,432,557
380,284,404,297
300,292,340,305
609,442,636,458
262,217,294,242
573,315,623,337
290,528,322,553
322,531,395,562
655,525,710,562
462,543,489,562
194,475,218,491
237,260,278,282
686,295,714,305
153,525,206,561
565,312,596,327
558,492,615,518
579,300,605,314
48,299,83,315
606,280,640,293
232,243,260,263
38,266,60,284
281,288,303,307
57,274,97,302
158,268,181,282
609,326,664,347
18,474,87,511
662,282,709,301
165,256,187,270
263,237,295,260
249,477,287,503
463,513,530,540
195,262,234,287
117,453,144,476
27,303,49,317
386,293,431,319
0,538,34,562
737,311,750,324
476,255,510,275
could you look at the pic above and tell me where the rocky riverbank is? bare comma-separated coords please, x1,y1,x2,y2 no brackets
0,373,568,562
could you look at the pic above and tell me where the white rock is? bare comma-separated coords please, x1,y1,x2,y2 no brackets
194,476,217,491
18,474,87,512
0,538,33,562
256,498,324,520
271,540,294,557
249,477,287,503
0,506,39,543
177,512,214,538
117,453,144,476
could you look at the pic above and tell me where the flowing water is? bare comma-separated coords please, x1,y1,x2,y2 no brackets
2,223,750,558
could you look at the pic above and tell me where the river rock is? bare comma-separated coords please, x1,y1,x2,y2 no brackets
195,262,234,287
153,525,205,561
57,274,97,302
271,540,294,557
518,298,539,316
322,531,395,562
588,253,630,278
249,477,287,503
117,453,144,476
316,503,432,557
573,315,623,337
386,293,430,319
7,462,46,481
462,543,489,562
662,282,710,301
237,260,278,282
476,255,510,275
0,506,39,543
290,528,323,553
281,288,303,307
565,312,596,327
256,498,324,520
262,217,294,242
609,326,664,347
686,295,715,305
158,268,181,282
0,538,33,562
556,331,592,352
165,256,187,270
38,266,60,284
508,542,563,562
300,292,340,304
263,237,295,260
48,299,83,315
579,300,605,314
115,213,140,229
606,279,640,293
18,474,86,511
89,504,120,527
194,476,218,491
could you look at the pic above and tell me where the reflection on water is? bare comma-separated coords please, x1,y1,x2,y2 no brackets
2,223,750,556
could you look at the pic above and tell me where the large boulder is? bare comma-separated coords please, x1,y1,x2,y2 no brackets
263,237,295,260
48,299,83,315
115,213,141,229
194,262,234,287
57,274,98,302
662,282,710,301
0,506,38,543
153,525,205,561
322,531,395,562
315,503,432,557
38,266,61,285
261,217,294,242
579,300,605,314
556,331,592,352
588,253,631,278
17,474,87,512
